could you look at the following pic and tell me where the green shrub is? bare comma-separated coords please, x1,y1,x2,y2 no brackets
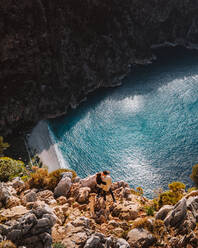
136,186,144,196
52,243,66,248
0,157,29,182
145,206,154,216
27,167,49,189
47,168,77,190
0,136,9,156
168,181,185,192
150,181,186,210
190,164,198,186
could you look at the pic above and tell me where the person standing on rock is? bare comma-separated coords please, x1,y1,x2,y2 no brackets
96,170,116,202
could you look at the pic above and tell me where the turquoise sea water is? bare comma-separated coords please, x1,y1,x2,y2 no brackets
48,47,198,197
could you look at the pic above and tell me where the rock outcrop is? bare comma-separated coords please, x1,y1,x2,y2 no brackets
1,0,198,136
0,204,56,248
1,175,198,247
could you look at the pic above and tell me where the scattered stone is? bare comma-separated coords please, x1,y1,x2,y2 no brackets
56,196,67,205
6,196,21,208
11,177,25,192
77,187,91,203
111,201,139,220
37,190,56,205
127,228,157,248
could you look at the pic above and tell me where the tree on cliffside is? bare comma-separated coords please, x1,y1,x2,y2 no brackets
0,136,9,156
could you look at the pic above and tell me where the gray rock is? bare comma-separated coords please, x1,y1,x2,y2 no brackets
71,217,91,228
11,177,25,190
61,172,73,179
25,191,37,203
54,176,72,198
79,175,96,190
155,205,173,220
73,176,81,183
84,234,104,248
39,232,53,248
187,196,198,221
4,205,55,247
116,238,130,248
127,228,157,248
164,198,187,227
77,187,91,203
0,183,10,205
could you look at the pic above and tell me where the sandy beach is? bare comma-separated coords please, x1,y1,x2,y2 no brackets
28,121,61,172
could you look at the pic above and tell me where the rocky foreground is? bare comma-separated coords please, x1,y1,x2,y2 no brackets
0,172,198,248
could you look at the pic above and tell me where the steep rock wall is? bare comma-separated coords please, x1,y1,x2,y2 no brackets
1,0,198,135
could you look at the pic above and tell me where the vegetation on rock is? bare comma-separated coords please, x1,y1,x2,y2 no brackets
151,181,186,210
0,136,9,156
190,164,198,186
0,157,29,182
27,167,76,190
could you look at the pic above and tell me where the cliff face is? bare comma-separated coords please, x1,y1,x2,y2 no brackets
1,0,198,135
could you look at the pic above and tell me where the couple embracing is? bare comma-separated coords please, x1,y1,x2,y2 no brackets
96,170,116,203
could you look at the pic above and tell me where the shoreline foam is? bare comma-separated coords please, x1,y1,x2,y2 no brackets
28,120,61,172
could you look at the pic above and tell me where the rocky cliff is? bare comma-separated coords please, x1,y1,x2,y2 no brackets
1,172,198,248
1,0,198,135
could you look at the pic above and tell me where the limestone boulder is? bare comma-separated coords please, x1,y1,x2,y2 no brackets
0,205,28,221
111,181,129,191
1,204,56,248
56,196,67,205
54,176,72,198
84,233,130,248
37,190,56,205
79,175,96,190
155,205,174,220
127,228,157,248
11,177,25,192
0,183,11,207
186,196,198,221
6,196,21,208
164,198,187,227
111,201,139,220
23,191,37,204
77,187,91,203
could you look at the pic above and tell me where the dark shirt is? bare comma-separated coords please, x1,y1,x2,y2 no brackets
96,173,106,185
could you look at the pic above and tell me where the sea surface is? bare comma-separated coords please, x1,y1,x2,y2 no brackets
48,47,198,197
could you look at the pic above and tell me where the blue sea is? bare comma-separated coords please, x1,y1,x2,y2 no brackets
48,47,198,197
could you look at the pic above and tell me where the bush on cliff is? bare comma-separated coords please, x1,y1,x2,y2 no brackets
27,167,77,190
0,157,28,182
47,168,77,190
190,164,198,186
0,136,9,156
152,181,186,210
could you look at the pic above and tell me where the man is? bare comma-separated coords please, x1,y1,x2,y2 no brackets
96,170,116,202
